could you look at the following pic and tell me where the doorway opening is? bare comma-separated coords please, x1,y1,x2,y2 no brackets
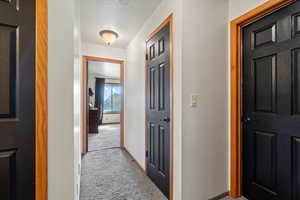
79,0,173,199
82,56,125,154
145,14,174,199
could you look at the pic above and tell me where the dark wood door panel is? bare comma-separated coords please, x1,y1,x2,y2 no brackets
146,24,170,198
243,1,300,200
0,0,36,199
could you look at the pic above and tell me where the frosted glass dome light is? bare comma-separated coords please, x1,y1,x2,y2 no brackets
99,30,119,45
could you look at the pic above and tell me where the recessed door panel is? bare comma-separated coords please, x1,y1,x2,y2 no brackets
293,13,300,37
292,137,300,200
158,125,166,176
150,67,156,110
149,123,156,167
158,37,165,55
0,24,17,118
253,131,277,191
293,49,300,115
150,44,155,60
253,24,276,48
254,55,277,113
158,63,165,110
0,150,16,200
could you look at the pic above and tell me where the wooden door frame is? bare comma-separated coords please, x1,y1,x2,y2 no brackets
82,56,125,154
229,0,296,197
36,0,48,199
145,14,174,200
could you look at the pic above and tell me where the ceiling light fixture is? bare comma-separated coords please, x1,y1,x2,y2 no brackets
99,30,119,45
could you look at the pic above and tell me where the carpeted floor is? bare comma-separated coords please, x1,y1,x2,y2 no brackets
88,124,120,151
80,124,167,200
82,124,246,200
221,196,247,200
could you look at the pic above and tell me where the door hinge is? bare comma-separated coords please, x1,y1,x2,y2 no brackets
146,150,149,157
146,54,149,60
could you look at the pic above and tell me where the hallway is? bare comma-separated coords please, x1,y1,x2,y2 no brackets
80,125,167,200
88,125,120,151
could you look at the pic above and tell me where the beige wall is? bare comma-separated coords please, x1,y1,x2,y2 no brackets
73,0,82,199
229,0,268,20
82,43,126,60
48,0,82,199
181,0,228,199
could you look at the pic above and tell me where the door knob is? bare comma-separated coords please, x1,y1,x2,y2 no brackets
161,117,170,122
243,117,251,123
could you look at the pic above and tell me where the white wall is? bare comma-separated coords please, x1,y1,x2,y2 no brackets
48,0,82,199
181,0,228,199
125,0,183,199
73,0,82,199
229,0,268,20
82,43,126,60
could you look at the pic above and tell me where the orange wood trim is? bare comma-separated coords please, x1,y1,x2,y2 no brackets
83,56,124,64
169,14,174,200
229,0,295,198
144,37,148,174
146,14,174,42
36,0,48,199
123,147,145,173
145,13,174,200
82,57,88,154
82,56,125,153
120,61,125,149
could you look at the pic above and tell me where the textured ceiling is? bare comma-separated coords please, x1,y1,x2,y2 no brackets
80,0,162,48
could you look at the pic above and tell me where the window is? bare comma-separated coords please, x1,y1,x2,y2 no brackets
104,83,121,113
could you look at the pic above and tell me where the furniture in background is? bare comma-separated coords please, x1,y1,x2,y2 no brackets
95,78,105,125
97,103,103,125
89,107,99,133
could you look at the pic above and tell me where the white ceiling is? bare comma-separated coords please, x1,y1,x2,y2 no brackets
89,61,120,79
80,0,162,48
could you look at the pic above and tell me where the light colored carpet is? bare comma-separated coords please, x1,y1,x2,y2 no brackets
80,125,167,200
88,124,120,151
221,196,247,200
83,125,246,200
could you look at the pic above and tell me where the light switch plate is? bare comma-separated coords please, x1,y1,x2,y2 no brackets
190,94,199,107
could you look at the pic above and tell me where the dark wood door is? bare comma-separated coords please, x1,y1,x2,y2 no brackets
0,0,36,200
243,1,300,199
146,24,170,197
